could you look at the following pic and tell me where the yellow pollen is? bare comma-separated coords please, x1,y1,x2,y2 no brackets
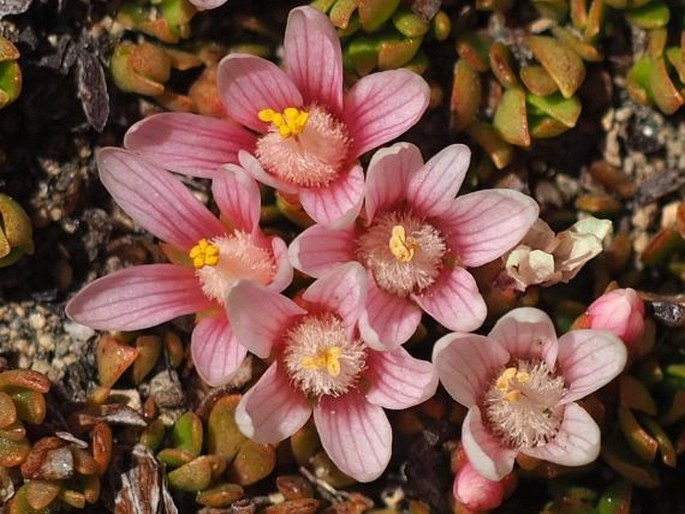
496,367,517,390
505,390,523,402
189,239,219,269
495,367,530,403
300,346,342,377
389,225,418,262
258,106,309,138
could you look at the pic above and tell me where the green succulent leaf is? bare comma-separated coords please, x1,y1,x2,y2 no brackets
526,92,582,127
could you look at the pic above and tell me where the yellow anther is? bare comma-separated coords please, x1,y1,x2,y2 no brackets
257,108,277,122
389,225,418,262
300,347,342,377
504,389,523,402
258,106,309,138
515,371,530,384
495,367,529,402
189,239,219,269
496,367,518,390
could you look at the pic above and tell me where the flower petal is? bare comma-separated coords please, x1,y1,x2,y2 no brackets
218,54,303,133
299,164,364,228
365,347,437,409
268,236,294,292
189,0,226,9
191,312,246,387
358,278,422,350
238,150,299,195
406,144,471,218
462,406,517,481
97,148,225,250
124,113,256,178
365,142,422,222
443,189,539,267
289,224,356,278
557,329,627,404
226,281,306,358
522,403,600,466
432,333,509,407
284,6,343,114
314,391,392,482
343,69,430,158
302,262,367,331
66,264,213,330
412,267,486,332
488,307,558,368
213,165,261,234
235,363,312,443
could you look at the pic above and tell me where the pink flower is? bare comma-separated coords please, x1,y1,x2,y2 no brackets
227,7,431,227
125,6,430,227
65,149,292,387
580,288,646,357
433,307,627,481
226,263,437,482
289,142,540,349
453,461,511,511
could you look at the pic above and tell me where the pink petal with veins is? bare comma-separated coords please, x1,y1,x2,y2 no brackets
66,264,212,330
235,363,311,443
344,70,429,158
191,311,246,387
365,347,437,409
97,148,225,251
283,6,343,114
124,113,255,178
314,391,392,482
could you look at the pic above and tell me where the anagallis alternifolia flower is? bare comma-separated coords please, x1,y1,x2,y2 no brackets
66,149,292,387
433,307,627,480
226,262,437,482
289,142,540,349
124,6,430,227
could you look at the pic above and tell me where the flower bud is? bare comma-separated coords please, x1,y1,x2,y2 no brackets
111,42,172,97
582,288,645,356
453,462,510,511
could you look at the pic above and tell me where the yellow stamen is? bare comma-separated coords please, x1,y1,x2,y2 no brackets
389,225,418,262
300,347,342,377
189,239,219,269
504,390,522,402
258,106,309,138
495,367,530,403
515,371,530,383
496,367,518,390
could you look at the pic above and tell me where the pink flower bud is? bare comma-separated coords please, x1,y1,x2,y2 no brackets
453,462,507,512
585,288,645,356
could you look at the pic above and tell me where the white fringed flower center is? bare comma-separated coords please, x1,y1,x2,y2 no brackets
484,360,565,449
256,105,352,188
356,211,447,296
192,232,276,305
283,313,366,398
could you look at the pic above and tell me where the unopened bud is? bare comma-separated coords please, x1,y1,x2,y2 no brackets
453,461,514,511
111,42,172,96
581,288,646,356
